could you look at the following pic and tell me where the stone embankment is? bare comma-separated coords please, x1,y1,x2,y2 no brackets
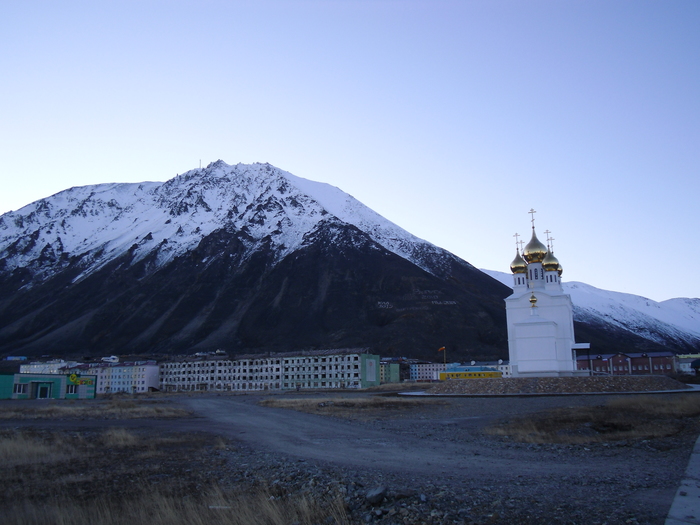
427,375,690,395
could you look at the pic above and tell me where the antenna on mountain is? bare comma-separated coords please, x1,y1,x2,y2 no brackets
199,159,201,170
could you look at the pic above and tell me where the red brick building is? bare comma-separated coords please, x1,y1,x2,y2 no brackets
576,351,677,375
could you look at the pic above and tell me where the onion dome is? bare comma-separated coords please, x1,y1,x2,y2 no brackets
523,230,547,263
510,250,527,274
557,262,563,277
542,250,560,272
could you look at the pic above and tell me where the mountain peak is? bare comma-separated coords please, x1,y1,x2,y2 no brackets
0,162,458,288
0,161,509,358
2,162,695,359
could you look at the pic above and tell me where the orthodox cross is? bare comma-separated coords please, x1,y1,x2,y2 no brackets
544,229,551,250
513,232,521,251
528,208,536,229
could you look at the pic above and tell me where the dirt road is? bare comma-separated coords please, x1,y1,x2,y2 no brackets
2,392,693,523
181,394,622,480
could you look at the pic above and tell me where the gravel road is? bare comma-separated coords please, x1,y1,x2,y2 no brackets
177,392,696,524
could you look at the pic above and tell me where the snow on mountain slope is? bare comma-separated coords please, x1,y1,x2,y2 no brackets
480,269,700,346
0,161,454,285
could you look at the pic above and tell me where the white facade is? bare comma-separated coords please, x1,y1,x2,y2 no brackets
20,360,79,374
506,222,589,377
409,362,447,381
677,355,700,375
160,349,380,392
65,362,160,393
478,360,512,377
160,358,280,392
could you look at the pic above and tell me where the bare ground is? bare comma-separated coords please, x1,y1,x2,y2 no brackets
1,390,699,524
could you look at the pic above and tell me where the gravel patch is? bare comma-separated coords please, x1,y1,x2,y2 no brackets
201,391,699,525
428,375,690,395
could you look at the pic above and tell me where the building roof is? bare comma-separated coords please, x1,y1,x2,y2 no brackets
575,351,675,360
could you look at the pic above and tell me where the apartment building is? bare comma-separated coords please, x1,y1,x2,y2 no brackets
160,349,380,392
409,362,448,382
20,360,80,374
64,361,160,394
575,352,678,375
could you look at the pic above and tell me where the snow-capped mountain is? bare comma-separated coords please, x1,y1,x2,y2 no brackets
481,269,700,353
0,161,509,358
0,161,696,359
0,161,457,287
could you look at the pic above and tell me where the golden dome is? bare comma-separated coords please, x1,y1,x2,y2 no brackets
529,293,537,307
523,230,547,263
542,250,560,272
557,262,563,276
510,250,527,274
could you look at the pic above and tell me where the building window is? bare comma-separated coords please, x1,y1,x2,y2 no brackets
13,383,27,394
66,385,78,394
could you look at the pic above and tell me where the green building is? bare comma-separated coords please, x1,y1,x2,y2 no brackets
380,362,401,384
4,373,96,400
0,374,14,399
360,353,381,388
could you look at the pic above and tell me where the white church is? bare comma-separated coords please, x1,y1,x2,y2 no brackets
506,210,589,377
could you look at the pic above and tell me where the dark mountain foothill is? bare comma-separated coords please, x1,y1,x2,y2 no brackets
0,220,509,360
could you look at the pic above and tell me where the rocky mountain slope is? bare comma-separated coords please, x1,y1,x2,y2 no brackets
0,161,510,359
1,161,696,360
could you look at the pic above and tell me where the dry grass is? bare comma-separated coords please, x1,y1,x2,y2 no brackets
260,395,443,419
0,428,349,525
0,398,191,419
3,486,349,525
0,430,74,467
485,394,700,444
100,428,139,448
606,394,700,417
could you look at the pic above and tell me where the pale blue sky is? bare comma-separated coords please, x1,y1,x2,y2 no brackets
1,1,698,302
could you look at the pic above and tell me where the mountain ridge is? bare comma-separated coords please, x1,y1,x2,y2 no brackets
0,161,697,359
0,161,508,358
0,161,465,288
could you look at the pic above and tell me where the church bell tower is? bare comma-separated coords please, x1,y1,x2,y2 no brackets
505,209,589,377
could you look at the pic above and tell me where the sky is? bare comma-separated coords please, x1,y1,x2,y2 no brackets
1,0,698,302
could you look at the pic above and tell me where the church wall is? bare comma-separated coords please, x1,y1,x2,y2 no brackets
505,219,589,378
